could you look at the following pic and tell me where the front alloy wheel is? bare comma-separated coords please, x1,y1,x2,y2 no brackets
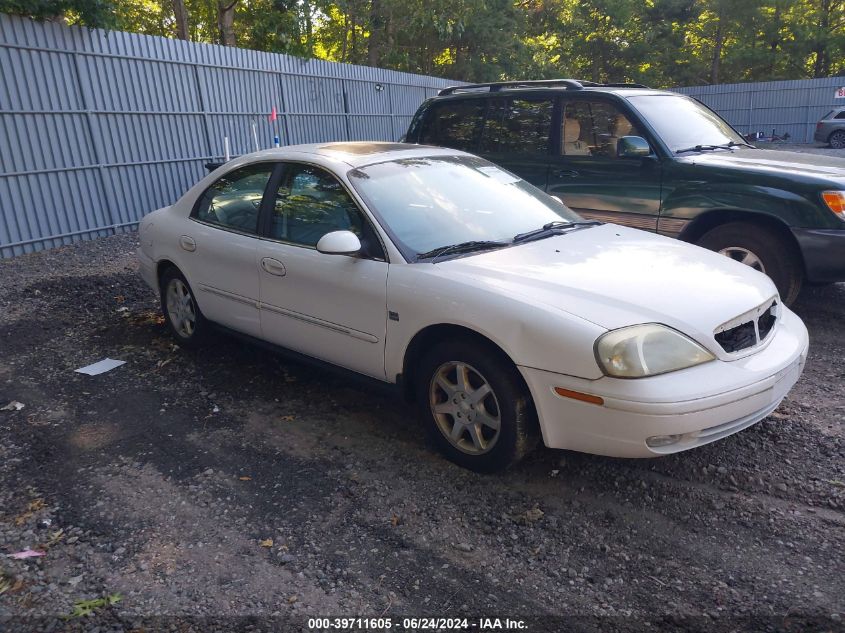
429,361,501,455
417,339,539,472
830,130,845,150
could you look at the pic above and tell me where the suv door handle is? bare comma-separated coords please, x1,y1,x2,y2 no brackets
261,257,287,277
179,235,196,252
553,169,579,178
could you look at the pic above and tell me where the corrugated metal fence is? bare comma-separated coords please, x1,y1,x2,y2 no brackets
0,13,455,257
674,76,845,144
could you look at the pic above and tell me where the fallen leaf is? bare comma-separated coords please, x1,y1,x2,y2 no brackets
288,595,298,604
280,415,295,422
259,538,274,548
63,593,122,619
14,499,45,526
46,529,65,547
239,476,252,481
390,514,401,527
511,506,544,525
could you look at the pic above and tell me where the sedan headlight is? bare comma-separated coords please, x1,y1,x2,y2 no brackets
595,324,715,378
821,191,845,220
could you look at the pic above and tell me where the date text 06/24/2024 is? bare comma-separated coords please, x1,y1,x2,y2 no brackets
306,617,528,630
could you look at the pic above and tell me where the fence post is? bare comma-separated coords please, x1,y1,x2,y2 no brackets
193,65,215,159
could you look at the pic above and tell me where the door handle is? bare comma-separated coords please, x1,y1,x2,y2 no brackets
261,257,287,277
553,169,579,178
179,235,196,252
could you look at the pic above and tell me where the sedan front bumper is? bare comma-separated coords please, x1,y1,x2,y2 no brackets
519,308,809,458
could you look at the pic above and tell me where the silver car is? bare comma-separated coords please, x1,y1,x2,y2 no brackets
815,108,845,148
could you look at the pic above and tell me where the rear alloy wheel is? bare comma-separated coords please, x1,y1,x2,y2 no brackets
160,268,209,348
830,130,845,150
417,340,538,472
698,222,802,305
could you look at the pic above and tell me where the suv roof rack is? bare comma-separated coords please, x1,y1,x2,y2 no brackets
437,79,649,96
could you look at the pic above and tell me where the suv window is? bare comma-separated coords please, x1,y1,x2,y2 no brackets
479,97,553,155
270,164,384,258
836,111,845,120
194,164,273,233
419,100,485,151
561,100,641,157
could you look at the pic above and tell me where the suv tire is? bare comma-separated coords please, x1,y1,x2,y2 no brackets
698,222,802,305
830,130,845,149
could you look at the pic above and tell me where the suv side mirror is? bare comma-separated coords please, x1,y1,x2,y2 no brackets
316,230,362,255
617,136,651,158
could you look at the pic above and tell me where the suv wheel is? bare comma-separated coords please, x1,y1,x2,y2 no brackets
698,222,802,305
416,339,538,472
830,130,845,149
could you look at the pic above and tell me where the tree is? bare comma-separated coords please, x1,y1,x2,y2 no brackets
173,0,189,39
218,0,238,45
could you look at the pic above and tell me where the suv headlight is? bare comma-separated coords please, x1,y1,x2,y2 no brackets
595,324,715,378
822,191,845,220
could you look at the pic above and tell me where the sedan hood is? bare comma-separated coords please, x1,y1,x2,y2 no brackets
679,148,845,186
437,224,777,357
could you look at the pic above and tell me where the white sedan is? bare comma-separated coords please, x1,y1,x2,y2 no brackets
138,142,809,471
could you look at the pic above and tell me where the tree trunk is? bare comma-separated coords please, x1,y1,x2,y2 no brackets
710,14,724,84
367,0,384,67
217,0,238,47
812,0,832,77
172,0,189,40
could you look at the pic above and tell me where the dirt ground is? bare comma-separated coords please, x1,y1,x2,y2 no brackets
0,233,843,632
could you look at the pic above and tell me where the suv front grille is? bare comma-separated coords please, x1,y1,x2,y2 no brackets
714,300,778,353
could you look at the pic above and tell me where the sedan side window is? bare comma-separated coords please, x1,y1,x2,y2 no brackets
270,164,384,258
193,164,273,233
561,101,642,158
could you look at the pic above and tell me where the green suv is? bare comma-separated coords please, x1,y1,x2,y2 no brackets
404,79,845,304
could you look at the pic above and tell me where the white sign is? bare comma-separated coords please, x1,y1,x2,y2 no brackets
836,86,845,99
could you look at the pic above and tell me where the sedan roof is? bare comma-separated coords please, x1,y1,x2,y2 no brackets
246,142,464,168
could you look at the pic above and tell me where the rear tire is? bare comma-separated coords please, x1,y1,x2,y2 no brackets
697,222,802,305
830,130,845,149
416,339,539,472
160,267,209,349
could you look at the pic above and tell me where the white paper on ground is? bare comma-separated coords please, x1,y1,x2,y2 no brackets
74,358,126,376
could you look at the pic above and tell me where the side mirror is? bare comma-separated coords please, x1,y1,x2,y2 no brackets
316,230,362,255
617,136,651,158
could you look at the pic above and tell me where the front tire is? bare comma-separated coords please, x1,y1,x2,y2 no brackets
830,130,845,150
697,222,803,305
416,339,539,472
160,267,209,348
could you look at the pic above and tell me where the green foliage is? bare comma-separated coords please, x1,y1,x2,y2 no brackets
2,0,843,85
63,593,122,619
0,0,117,27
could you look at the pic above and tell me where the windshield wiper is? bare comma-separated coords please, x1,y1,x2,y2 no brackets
416,239,511,263
676,140,755,154
512,220,601,244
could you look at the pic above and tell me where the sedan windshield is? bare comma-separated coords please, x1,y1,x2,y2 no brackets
627,95,747,153
348,155,581,261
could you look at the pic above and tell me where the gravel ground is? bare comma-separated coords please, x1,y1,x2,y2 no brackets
0,233,843,632
757,142,844,156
